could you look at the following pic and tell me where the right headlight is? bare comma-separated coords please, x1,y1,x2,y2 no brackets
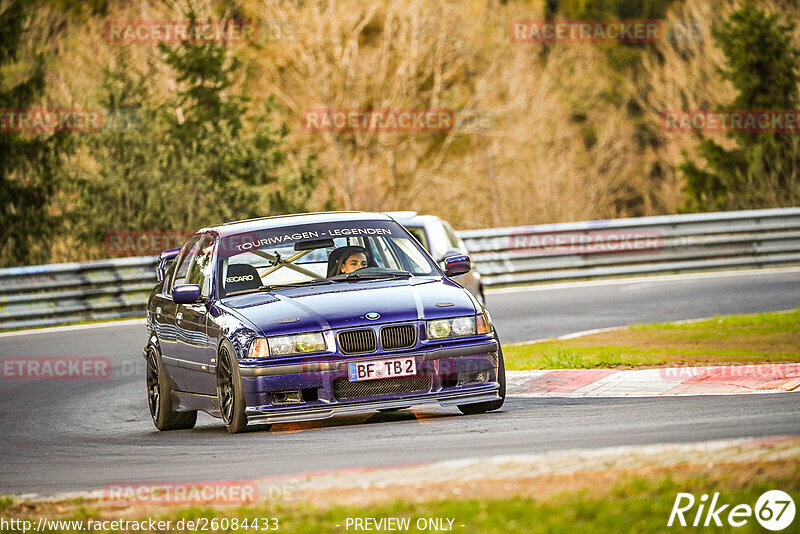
427,314,490,339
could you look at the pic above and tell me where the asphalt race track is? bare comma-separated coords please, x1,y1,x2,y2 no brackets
1,269,799,496
489,268,800,342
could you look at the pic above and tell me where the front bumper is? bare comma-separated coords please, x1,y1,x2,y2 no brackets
245,384,500,424
239,339,500,423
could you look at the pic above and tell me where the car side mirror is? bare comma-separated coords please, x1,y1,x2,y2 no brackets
444,254,471,277
172,284,202,304
438,248,464,266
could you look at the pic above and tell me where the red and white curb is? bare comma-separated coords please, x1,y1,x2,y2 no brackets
507,364,800,397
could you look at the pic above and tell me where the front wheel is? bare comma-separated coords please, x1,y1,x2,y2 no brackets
217,342,251,434
146,345,197,431
457,341,506,415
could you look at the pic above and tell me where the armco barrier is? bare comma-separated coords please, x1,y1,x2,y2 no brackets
459,207,800,287
1,207,799,330
0,256,158,330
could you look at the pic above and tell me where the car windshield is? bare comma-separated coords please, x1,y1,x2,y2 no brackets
217,219,439,297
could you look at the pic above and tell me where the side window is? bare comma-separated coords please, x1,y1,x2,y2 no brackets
185,236,216,297
366,240,386,268
427,222,451,260
368,237,402,269
393,238,436,274
406,227,429,251
442,221,462,251
169,235,200,293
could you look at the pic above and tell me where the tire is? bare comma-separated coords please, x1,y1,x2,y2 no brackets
146,345,197,431
457,340,506,415
216,341,250,434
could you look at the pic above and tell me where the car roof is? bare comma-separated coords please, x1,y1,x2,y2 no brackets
198,211,395,237
383,211,442,227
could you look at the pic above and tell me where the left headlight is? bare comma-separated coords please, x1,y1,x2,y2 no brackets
427,314,490,340
247,332,327,358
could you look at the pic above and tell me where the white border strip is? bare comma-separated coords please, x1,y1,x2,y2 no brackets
507,310,797,346
0,318,146,338
506,326,629,346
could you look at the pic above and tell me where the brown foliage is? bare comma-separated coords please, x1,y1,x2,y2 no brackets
25,0,800,250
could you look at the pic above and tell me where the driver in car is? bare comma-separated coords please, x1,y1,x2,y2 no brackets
341,251,367,274
326,245,370,277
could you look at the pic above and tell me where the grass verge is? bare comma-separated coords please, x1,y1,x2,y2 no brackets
502,309,800,370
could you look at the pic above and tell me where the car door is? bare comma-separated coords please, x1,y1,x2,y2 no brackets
158,235,200,390
174,234,218,394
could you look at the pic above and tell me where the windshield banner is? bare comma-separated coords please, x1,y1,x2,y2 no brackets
219,220,401,255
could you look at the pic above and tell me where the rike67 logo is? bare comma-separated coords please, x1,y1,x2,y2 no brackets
669,490,795,530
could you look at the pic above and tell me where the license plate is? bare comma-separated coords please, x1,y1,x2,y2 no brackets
348,357,417,381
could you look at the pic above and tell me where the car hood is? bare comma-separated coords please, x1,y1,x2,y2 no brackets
219,277,477,336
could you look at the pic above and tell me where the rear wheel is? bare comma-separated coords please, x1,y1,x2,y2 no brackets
457,341,506,415
217,342,251,434
146,346,197,430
